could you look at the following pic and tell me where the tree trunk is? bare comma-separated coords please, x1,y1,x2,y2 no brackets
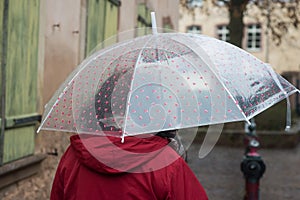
228,0,248,48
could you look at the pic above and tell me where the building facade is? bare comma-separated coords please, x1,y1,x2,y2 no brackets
179,1,300,74
0,0,179,199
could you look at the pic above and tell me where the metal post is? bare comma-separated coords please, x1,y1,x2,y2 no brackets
265,0,270,63
241,119,266,200
0,0,9,165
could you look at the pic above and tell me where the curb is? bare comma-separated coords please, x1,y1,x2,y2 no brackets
194,129,300,149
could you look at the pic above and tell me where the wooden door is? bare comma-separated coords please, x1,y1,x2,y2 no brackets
0,0,40,165
85,0,120,56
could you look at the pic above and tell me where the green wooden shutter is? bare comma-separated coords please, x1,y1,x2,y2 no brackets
0,0,40,165
103,1,118,47
85,0,120,56
86,0,106,55
136,3,151,37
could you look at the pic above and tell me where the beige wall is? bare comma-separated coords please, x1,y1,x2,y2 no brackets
42,0,83,104
179,3,300,74
179,4,228,35
268,27,300,73
119,0,179,39
0,1,180,199
147,0,180,31
42,0,180,104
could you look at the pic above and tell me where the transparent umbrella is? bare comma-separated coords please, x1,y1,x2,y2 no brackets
38,29,299,142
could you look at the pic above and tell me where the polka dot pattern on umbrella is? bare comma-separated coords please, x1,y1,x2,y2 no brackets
39,33,299,137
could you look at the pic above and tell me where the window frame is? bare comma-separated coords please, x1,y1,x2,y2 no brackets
216,24,230,42
187,0,203,8
245,23,262,52
186,25,202,34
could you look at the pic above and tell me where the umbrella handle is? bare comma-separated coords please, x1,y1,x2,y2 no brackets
121,134,125,143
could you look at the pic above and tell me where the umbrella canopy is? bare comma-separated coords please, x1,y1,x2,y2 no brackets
38,32,299,140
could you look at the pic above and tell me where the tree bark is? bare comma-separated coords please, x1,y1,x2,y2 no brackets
228,0,248,48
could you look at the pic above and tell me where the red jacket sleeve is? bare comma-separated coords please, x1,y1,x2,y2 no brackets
50,146,71,200
168,158,208,200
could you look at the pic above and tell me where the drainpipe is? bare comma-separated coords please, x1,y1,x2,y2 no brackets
0,0,9,165
265,0,270,63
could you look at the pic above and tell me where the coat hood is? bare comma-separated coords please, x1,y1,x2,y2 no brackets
70,133,179,174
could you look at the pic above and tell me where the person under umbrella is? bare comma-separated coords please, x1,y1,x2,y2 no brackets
50,73,208,200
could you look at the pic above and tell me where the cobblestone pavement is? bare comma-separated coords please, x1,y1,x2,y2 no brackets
1,131,299,200
187,140,300,200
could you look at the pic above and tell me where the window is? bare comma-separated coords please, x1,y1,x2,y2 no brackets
216,0,229,6
187,25,202,34
187,0,203,8
246,24,261,51
217,25,230,42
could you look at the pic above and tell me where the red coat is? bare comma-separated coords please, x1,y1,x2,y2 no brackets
50,134,208,200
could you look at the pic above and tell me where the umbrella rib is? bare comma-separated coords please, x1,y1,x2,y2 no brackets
176,34,251,124
122,34,156,141
201,56,251,124
256,64,299,129
38,39,141,133
246,88,299,121
39,32,300,136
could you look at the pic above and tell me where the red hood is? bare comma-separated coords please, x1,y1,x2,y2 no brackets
70,133,179,174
